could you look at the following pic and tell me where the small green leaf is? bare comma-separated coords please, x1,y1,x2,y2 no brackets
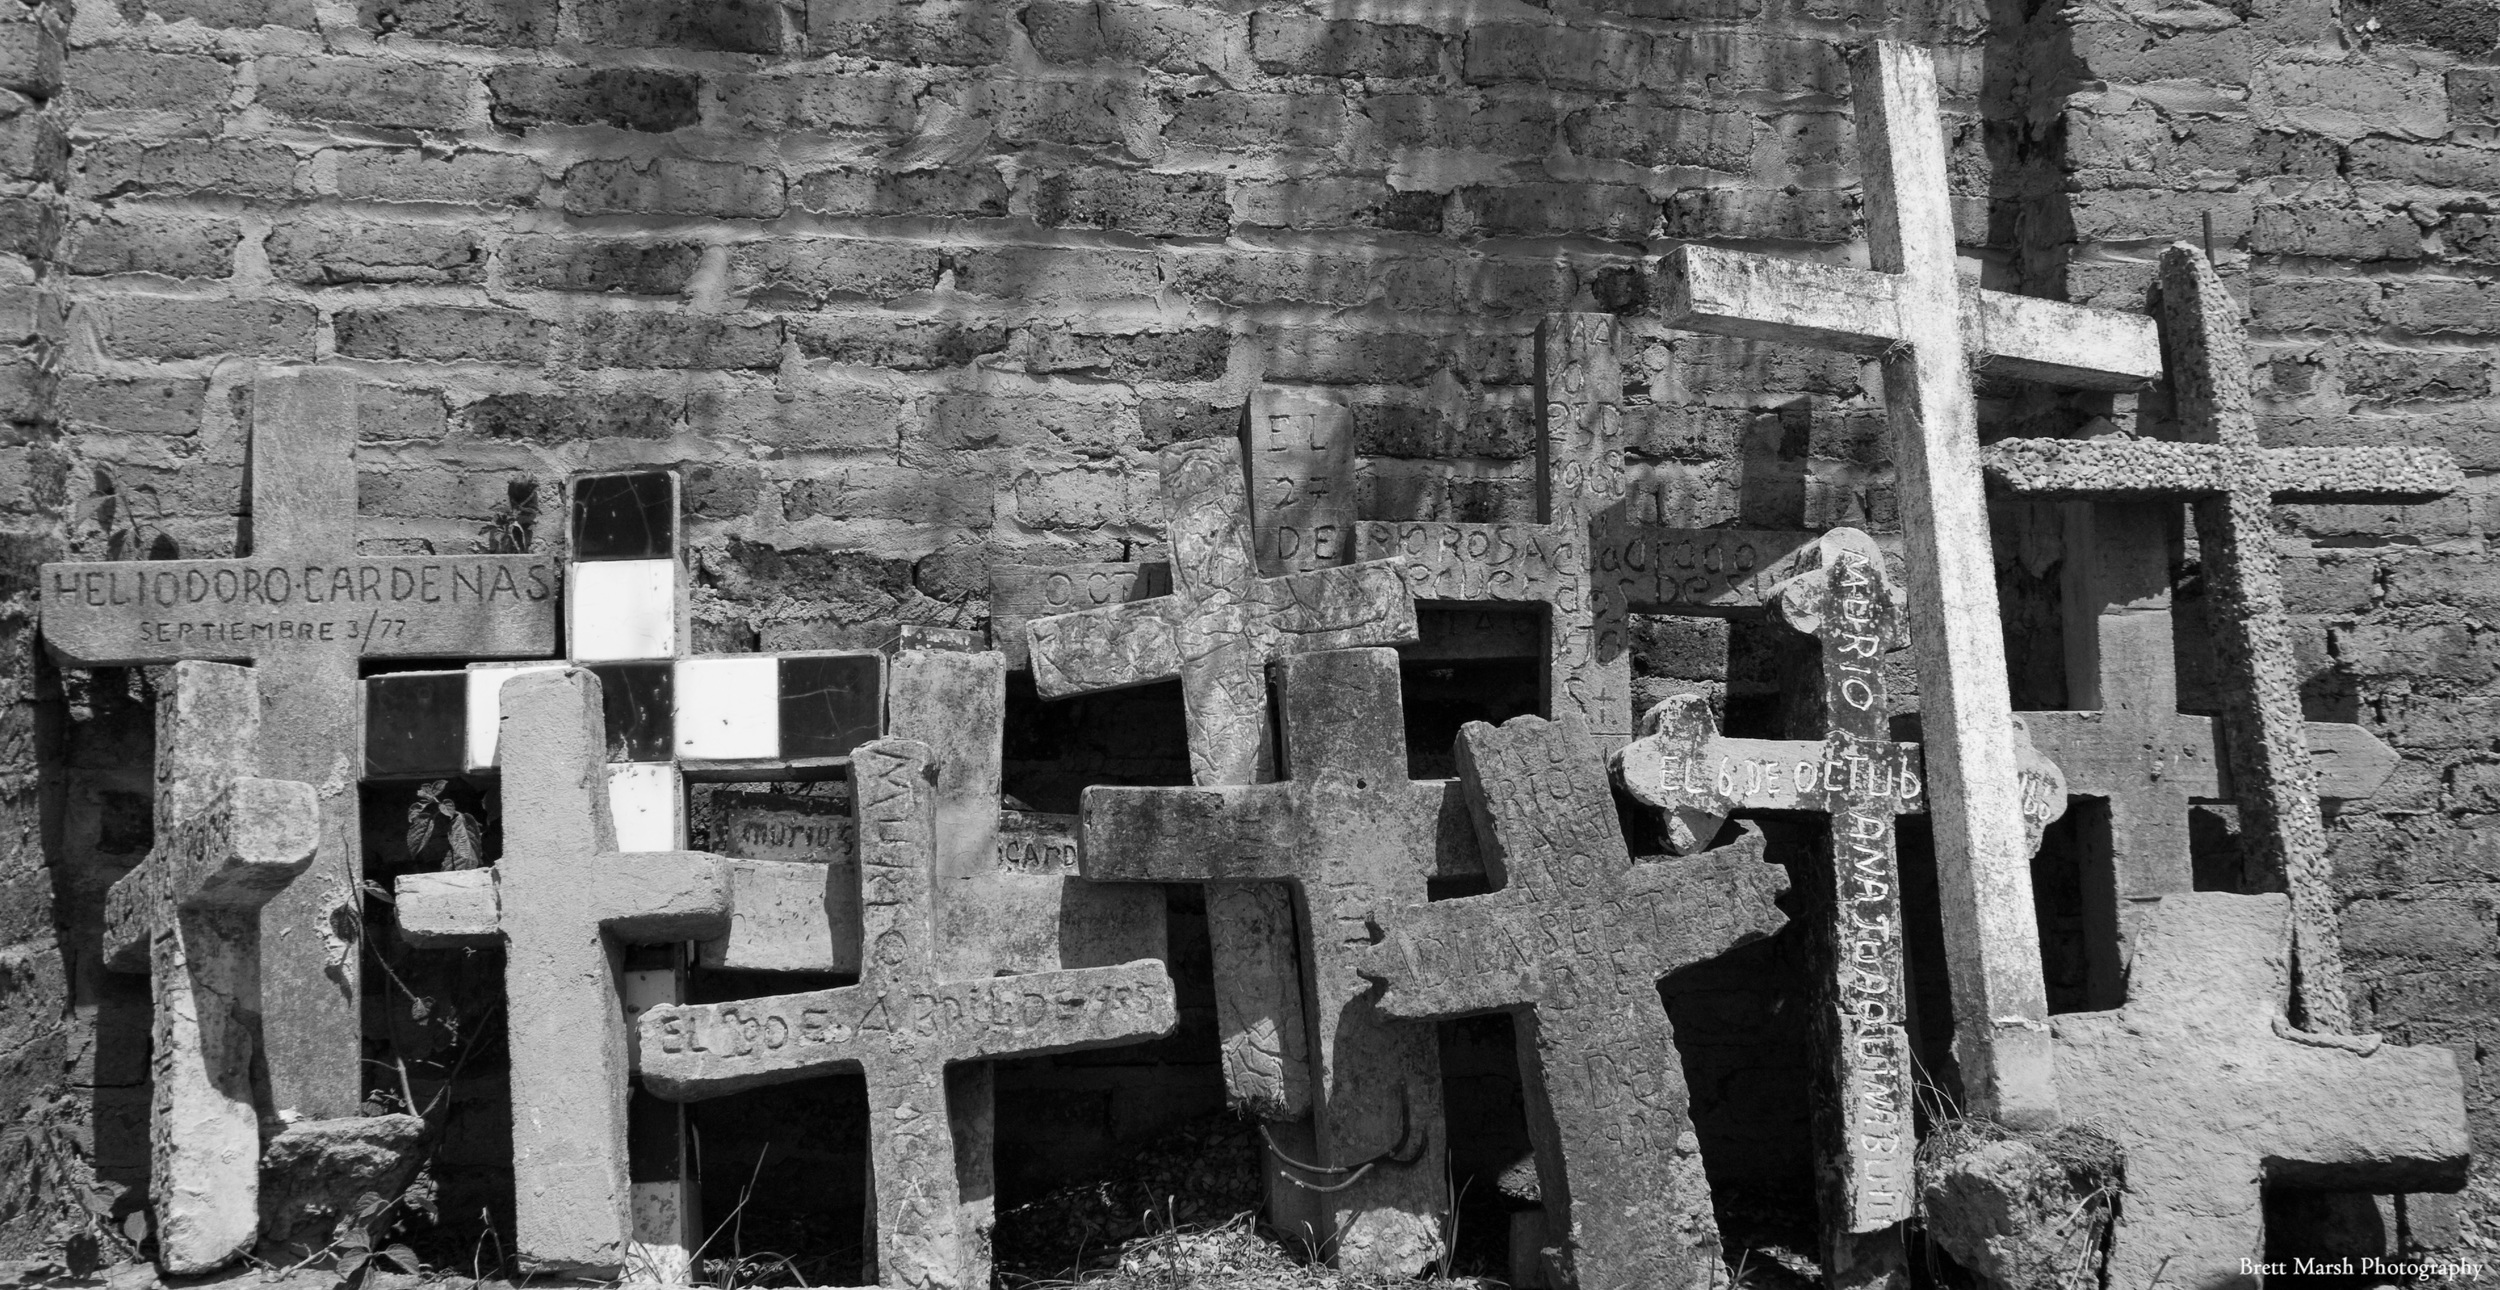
380,1245,419,1273
337,1251,369,1278
120,1211,147,1242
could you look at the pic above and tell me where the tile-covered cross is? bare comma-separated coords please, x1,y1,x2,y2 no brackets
101,661,320,1275
1986,245,2463,1031
635,738,1178,1290
1653,40,2164,1124
44,368,561,1121
1359,714,1788,1289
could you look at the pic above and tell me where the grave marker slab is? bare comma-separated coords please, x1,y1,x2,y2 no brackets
1248,386,1358,574
1025,438,1418,1120
1080,648,1457,1276
101,662,320,1275
43,368,562,1121
1985,245,2464,1031
987,561,1168,673
1360,714,1788,1289
637,739,1178,1290
1653,41,2165,1124
2053,892,2467,1287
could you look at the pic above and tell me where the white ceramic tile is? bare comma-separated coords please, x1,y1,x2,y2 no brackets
569,559,678,662
606,762,683,853
465,662,565,771
674,657,780,762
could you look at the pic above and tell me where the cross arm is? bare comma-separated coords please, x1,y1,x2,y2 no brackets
1026,600,1181,699
938,961,1178,1062
2023,709,2399,801
1079,783,1306,882
1358,894,1538,1020
591,850,733,942
1987,439,2463,504
394,868,503,948
636,985,872,1099
1254,558,1420,650
105,777,320,970
1618,825,1790,977
2259,448,2463,502
1970,290,2162,391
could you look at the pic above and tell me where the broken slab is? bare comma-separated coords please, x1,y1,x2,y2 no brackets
1916,1123,2120,1290
258,1114,427,1256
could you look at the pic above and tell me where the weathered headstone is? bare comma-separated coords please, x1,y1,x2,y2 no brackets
391,668,733,1274
45,368,562,1121
100,662,320,1274
1248,386,1359,574
1025,438,1417,1122
636,738,1178,1290
1654,41,2164,1124
1080,647,1458,1275
1985,244,2463,1031
1360,713,1789,1289
986,560,1168,673
2053,891,2468,1286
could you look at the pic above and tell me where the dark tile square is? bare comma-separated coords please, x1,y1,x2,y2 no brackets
364,672,468,780
571,471,677,561
589,662,674,763
779,655,883,761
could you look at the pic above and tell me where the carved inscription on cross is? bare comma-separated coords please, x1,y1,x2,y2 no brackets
2054,892,2467,1287
636,739,1178,1290
1359,714,1789,1289
1025,438,1417,1119
1654,41,2164,1123
391,670,732,1273
1987,245,2464,1031
1080,648,1457,1275
46,368,560,1120
100,662,320,1275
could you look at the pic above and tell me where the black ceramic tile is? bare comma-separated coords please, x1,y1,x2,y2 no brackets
780,654,883,760
364,672,468,780
571,471,677,561
589,662,674,763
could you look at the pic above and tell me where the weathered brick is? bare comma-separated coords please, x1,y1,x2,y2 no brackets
719,71,922,135
1027,328,1230,382
334,305,549,363
258,56,471,130
791,167,1009,219
2335,348,2490,402
1034,170,1228,236
2449,212,2500,263
569,313,782,370
0,98,66,186
2385,552,2500,621
2070,21,2251,85
983,79,1144,148
923,394,1135,457
1465,257,1584,312
686,379,901,452
1230,178,1443,232
2069,189,2254,245
1007,462,1148,529
2250,203,2422,259
462,391,677,441
2253,57,2447,142
1358,94,1557,158
360,0,556,45
1566,105,1750,172
2249,278,2381,331
0,11,64,98
2369,0,2500,57
147,0,317,28
2349,138,2500,192
1251,13,1445,78
2383,280,2500,335
783,464,993,526
2262,407,2500,478
2344,898,2497,960
2331,621,2492,682
356,385,448,443
501,236,704,295
729,240,941,307
1464,23,1649,92
0,193,54,258
2453,67,2500,125
1353,399,1531,459
1170,251,1450,310
332,148,539,205
1255,330,1448,385
1456,182,1653,240
1164,91,1346,153
575,0,785,51
94,297,315,360
55,375,208,435
949,246,1159,300
790,315,1008,369
66,48,230,117
565,158,784,218
63,211,237,279
266,220,483,286
1024,1,1245,77
1137,398,1240,447
488,67,700,133
808,0,1013,66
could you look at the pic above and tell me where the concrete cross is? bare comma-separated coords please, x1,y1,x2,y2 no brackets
1653,40,2165,1125
635,738,1177,1290
44,368,561,1121
1986,245,2463,1031
390,668,733,1275
2053,891,2467,1287
1359,713,1789,1289
1024,438,1418,1122
100,661,319,1275
1079,647,1461,1275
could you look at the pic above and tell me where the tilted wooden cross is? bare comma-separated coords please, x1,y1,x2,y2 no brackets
635,738,1178,1290
1987,245,2463,1031
1024,438,1418,1122
101,661,320,1275
390,668,734,1274
1078,647,1463,1276
2053,891,2467,1287
1653,40,2164,1124
45,368,561,1121
1359,713,1789,1289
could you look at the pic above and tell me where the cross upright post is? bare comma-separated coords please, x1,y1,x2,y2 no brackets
1654,40,2166,1124
1987,245,2463,1031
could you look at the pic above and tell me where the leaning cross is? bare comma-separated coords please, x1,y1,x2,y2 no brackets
2054,891,2467,1287
635,738,1178,1290
1080,647,1458,1276
1025,438,1418,1119
1359,713,1789,1289
45,368,560,1119
1986,244,2463,1030
1654,40,2163,1123
102,661,320,1275
390,668,733,1274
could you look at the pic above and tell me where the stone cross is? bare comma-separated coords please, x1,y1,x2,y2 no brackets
390,669,733,1274
100,661,320,1275
45,368,561,1121
1987,245,2463,1030
1025,437,1418,1120
1654,40,2164,1125
1079,647,1461,1275
635,738,1177,1290
1359,713,1789,1289
2053,891,2467,1286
